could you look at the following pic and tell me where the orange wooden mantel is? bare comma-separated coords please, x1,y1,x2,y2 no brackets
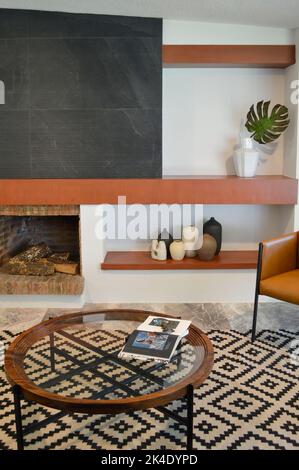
163,45,296,68
0,176,297,205
101,250,259,270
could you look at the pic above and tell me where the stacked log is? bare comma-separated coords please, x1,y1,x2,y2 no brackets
8,243,51,263
48,252,70,263
5,260,55,276
4,244,79,276
47,252,79,274
52,261,79,275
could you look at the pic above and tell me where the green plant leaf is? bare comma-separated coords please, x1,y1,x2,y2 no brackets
245,100,290,144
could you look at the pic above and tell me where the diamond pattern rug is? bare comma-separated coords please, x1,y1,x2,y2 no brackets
0,329,298,450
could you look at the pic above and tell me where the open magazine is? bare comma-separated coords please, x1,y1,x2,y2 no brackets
118,316,191,363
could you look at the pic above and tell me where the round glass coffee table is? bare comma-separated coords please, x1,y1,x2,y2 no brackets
5,310,214,450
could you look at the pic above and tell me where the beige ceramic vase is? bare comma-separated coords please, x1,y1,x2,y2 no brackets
198,234,217,261
170,240,185,261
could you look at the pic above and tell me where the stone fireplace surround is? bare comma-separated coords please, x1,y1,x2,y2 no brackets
0,205,84,295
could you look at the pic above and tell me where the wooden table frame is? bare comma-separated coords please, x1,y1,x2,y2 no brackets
5,310,214,451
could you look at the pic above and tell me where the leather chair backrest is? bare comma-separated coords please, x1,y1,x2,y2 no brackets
297,232,299,268
261,232,298,281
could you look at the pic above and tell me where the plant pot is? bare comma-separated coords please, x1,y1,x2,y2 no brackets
233,150,259,177
233,138,259,177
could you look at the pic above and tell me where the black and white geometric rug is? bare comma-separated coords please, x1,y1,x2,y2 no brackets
0,329,298,450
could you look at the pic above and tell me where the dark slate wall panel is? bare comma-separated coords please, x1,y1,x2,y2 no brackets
0,9,162,178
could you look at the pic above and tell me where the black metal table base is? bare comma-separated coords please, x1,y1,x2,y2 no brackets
12,331,194,451
13,385,24,451
12,385,194,451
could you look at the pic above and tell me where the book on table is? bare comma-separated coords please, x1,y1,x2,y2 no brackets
118,315,191,363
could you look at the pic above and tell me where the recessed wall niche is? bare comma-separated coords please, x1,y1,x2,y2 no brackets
0,9,162,178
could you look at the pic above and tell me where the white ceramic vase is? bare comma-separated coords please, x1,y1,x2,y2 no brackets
182,226,200,258
233,137,259,177
170,240,185,260
151,240,167,261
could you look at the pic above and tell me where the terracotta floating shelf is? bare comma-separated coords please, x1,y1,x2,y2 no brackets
163,45,296,68
0,176,296,205
101,251,258,270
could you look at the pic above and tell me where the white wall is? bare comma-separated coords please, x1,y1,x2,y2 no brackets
78,203,294,304
163,20,294,178
203,205,294,250
163,20,294,45
284,29,299,231
80,205,257,303
163,68,286,176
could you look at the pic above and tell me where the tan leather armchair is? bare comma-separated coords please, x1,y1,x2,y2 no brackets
252,232,299,341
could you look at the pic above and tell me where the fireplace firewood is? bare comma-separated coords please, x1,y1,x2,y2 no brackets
53,261,79,275
48,252,70,263
4,260,55,276
9,243,52,263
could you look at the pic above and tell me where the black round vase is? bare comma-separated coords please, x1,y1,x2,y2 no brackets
203,217,222,255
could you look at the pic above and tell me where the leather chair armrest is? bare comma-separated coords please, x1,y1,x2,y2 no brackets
260,232,298,281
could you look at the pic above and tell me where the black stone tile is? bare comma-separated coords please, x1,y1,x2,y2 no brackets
104,38,162,109
28,11,161,39
0,10,162,179
29,37,161,109
30,109,161,178
0,110,30,177
0,9,29,39
0,39,29,109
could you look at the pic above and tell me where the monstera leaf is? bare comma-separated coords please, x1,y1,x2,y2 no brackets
245,100,289,144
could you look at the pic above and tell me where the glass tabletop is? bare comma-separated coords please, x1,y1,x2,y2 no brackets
22,312,208,401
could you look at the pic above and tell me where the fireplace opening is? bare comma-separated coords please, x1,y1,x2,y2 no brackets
0,208,84,295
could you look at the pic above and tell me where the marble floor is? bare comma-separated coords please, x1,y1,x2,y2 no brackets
0,302,298,334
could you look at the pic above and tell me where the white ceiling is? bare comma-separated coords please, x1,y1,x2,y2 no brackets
0,0,299,29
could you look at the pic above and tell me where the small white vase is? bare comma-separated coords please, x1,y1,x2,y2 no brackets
151,240,167,261
170,240,185,261
233,137,259,178
182,226,199,258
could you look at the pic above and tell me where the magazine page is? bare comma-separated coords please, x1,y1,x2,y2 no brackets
137,316,190,336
